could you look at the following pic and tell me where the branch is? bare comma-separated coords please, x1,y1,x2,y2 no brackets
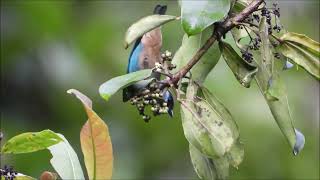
164,0,264,86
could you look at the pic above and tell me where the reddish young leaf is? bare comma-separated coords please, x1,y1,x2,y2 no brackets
68,89,113,180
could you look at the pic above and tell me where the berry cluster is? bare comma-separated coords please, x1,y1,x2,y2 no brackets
129,51,175,122
272,3,280,18
130,83,171,122
238,2,284,62
261,7,273,34
261,3,282,35
0,166,18,180
161,50,176,70
253,14,260,23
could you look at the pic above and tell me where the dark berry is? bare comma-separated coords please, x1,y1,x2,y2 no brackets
274,53,281,59
241,50,253,63
253,14,260,22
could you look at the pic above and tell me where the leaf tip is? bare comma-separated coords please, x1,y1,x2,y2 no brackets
293,129,305,156
66,89,74,94
283,61,294,70
101,94,110,102
98,84,109,101
67,89,92,108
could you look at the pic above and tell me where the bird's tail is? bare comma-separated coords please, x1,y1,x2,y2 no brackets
153,5,167,15
163,90,174,117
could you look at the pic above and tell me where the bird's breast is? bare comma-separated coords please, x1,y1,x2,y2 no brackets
139,27,163,69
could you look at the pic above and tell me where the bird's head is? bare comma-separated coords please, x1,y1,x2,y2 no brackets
153,5,167,15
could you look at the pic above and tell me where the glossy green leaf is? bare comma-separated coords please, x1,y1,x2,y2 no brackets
181,0,231,36
68,89,113,180
172,29,221,83
124,15,177,48
219,41,258,88
99,69,152,101
48,134,85,180
253,33,305,155
278,32,320,79
1,130,63,154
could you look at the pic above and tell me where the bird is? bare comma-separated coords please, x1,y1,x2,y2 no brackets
123,4,174,117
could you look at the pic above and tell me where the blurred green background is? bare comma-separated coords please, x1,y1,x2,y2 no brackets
1,0,319,179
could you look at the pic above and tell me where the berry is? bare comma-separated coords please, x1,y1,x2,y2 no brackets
253,14,260,22
241,50,253,63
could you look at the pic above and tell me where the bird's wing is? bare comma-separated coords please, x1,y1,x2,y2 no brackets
127,37,142,73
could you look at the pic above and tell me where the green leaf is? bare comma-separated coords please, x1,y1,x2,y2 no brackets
68,89,113,180
13,173,36,180
183,83,244,179
231,0,249,13
219,41,258,88
265,74,284,101
181,100,225,157
180,81,240,158
124,15,177,48
259,17,273,74
189,144,231,180
181,0,231,36
210,157,229,180
278,32,320,79
48,134,85,180
99,69,152,101
201,86,244,168
201,87,239,139
230,27,250,50
230,0,253,45
253,42,305,155
172,29,221,83
1,130,85,179
225,139,244,168
191,32,221,83
281,32,320,53
1,130,63,154
172,34,200,73
189,144,216,180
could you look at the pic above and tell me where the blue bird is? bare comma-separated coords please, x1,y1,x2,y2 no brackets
123,4,174,117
